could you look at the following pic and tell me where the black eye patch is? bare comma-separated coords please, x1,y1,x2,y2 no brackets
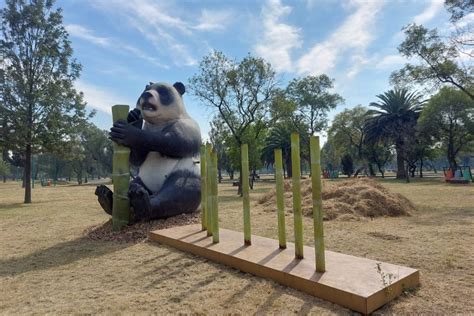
156,86,174,106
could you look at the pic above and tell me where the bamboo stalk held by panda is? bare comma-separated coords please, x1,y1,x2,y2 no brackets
111,104,131,231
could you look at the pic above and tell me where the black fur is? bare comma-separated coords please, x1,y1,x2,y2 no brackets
110,119,200,159
128,171,200,221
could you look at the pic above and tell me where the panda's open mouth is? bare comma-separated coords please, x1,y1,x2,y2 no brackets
142,102,157,112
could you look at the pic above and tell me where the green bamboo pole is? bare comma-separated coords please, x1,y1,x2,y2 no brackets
241,143,251,245
112,104,131,231
206,143,213,236
200,145,207,231
311,136,326,272
211,151,219,243
275,149,286,249
291,133,303,259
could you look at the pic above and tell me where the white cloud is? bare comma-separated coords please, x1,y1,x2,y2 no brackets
375,54,407,70
194,9,234,31
75,80,134,114
91,0,237,67
297,0,384,75
66,23,168,69
413,0,444,25
254,0,302,72
65,24,111,46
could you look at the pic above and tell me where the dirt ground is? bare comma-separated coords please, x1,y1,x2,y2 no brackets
0,177,473,314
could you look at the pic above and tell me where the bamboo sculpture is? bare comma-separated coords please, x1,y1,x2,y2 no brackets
241,144,251,245
200,145,207,231
211,150,219,243
291,133,303,259
111,104,131,231
310,136,326,272
274,148,287,249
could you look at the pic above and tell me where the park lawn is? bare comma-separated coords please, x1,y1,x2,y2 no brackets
0,178,473,314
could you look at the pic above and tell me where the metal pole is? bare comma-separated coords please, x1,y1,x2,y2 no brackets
275,148,286,249
291,133,303,259
311,136,326,272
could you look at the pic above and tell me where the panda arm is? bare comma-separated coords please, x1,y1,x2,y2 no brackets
110,119,201,158
141,120,201,158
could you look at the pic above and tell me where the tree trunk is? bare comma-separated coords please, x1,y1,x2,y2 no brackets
285,156,292,178
419,158,423,178
218,167,222,183
405,163,410,183
24,144,32,203
395,142,407,179
447,141,458,172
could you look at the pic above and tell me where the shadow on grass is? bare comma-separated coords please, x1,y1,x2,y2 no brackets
0,237,129,277
0,202,26,211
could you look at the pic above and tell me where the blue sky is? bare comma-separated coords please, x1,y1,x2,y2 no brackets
56,0,451,140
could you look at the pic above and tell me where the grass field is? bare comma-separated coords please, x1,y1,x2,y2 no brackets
1,177,473,314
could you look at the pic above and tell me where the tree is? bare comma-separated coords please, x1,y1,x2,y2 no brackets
340,154,354,177
1,0,92,203
327,105,368,174
189,51,276,193
365,139,393,178
365,88,424,179
261,120,308,178
419,87,474,171
445,0,474,22
391,23,473,99
286,75,344,135
0,159,11,182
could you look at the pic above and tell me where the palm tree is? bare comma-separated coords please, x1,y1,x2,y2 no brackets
365,88,424,179
261,121,309,178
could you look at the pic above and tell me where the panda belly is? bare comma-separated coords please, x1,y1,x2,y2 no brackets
138,152,199,193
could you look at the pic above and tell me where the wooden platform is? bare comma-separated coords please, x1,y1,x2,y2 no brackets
149,224,419,314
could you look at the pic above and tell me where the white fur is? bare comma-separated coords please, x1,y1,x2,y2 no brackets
138,152,199,192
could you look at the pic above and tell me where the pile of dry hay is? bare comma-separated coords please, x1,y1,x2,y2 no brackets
257,178,414,221
83,212,200,243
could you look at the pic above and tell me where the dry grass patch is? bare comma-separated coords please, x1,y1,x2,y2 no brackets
0,177,473,314
257,178,414,220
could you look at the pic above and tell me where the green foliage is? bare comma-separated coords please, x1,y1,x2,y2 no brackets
286,75,344,134
261,120,308,177
340,154,354,177
445,0,474,22
419,87,474,169
365,88,424,179
327,105,368,163
0,159,11,177
391,23,473,99
189,51,276,145
0,0,92,202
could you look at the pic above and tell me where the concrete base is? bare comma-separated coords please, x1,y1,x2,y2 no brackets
149,224,419,314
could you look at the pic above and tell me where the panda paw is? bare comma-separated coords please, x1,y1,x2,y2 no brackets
95,185,113,216
128,183,152,222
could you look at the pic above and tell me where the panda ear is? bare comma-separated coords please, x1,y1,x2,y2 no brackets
145,82,153,90
173,82,185,95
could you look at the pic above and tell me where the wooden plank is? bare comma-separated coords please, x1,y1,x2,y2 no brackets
149,224,419,315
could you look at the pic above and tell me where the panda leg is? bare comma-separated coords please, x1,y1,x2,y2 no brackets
128,177,153,222
148,170,201,219
95,185,113,215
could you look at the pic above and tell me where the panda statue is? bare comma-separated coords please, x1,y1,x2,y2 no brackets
95,81,201,222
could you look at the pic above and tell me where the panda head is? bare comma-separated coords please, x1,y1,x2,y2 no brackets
137,81,187,124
